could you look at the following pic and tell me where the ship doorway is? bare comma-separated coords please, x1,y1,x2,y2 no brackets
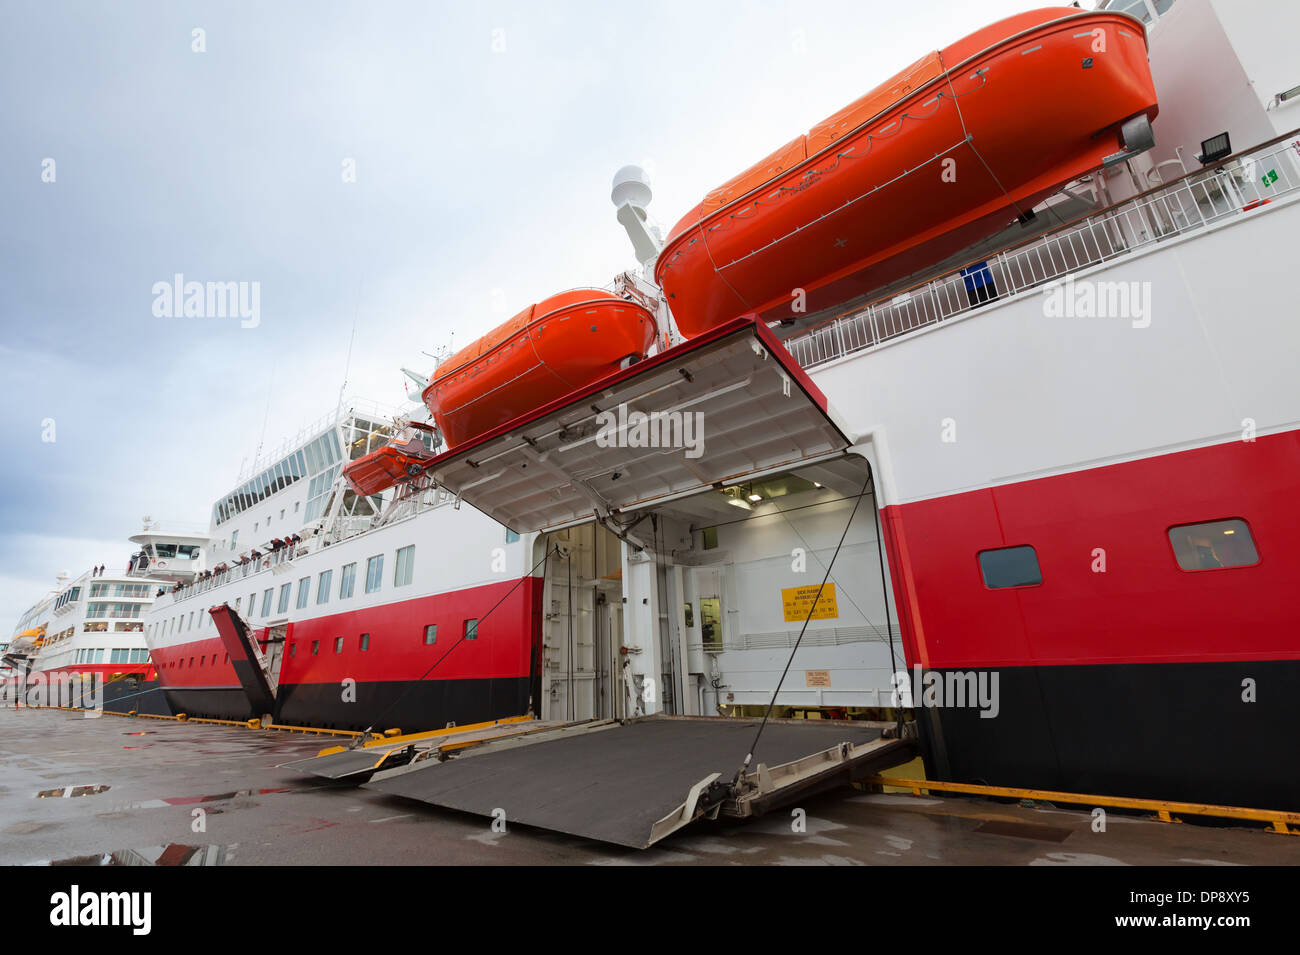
263,624,287,691
537,523,625,722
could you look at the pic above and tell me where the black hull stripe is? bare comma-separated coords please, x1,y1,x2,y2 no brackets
918,659,1300,811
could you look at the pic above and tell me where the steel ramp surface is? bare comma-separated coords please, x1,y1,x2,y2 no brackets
364,715,908,848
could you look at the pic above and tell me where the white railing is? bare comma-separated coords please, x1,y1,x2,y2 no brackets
786,133,1300,369
160,486,457,608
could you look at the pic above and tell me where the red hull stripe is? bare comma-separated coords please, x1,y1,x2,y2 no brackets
152,577,543,690
881,429,1300,668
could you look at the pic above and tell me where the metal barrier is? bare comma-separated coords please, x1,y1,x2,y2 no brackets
786,133,1300,369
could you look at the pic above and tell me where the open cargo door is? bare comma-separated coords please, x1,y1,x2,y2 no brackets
209,603,276,717
417,317,855,534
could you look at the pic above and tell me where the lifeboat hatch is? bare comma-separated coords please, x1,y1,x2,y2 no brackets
418,317,854,534
365,714,914,849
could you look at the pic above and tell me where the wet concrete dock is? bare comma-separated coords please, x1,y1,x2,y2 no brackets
3,707,1297,866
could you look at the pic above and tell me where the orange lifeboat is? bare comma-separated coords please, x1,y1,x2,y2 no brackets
423,289,658,449
655,7,1159,337
343,437,435,497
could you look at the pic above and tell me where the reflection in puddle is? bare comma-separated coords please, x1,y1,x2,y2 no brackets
160,787,293,805
44,844,232,866
35,785,111,798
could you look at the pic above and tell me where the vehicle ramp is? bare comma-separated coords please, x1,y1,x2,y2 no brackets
364,714,915,848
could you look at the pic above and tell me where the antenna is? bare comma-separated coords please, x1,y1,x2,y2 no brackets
253,363,275,471
612,165,664,268
338,277,362,417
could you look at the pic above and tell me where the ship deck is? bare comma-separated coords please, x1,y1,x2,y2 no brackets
3,706,1297,867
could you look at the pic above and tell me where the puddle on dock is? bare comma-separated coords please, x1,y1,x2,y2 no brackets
40,844,233,866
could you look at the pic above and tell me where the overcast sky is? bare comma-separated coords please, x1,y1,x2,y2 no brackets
1,0,1051,622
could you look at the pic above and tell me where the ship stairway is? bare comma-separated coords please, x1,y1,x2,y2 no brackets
208,602,277,718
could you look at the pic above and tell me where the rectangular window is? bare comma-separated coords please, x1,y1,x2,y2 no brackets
334,636,344,654
289,643,296,658
424,624,437,645
978,546,1042,589
278,583,291,614
394,546,415,587
296,577,310,609
505,529,520,544
261,589,273,617
311,640,319,656
360,633,370,652
1168,519,1259,571
464,618,478,641
339,563,356,599
317,570,333,605
365,555,383,594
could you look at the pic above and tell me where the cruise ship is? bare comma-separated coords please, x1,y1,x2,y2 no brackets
12,0,1294,814
346,0,1295,810
4,564,169,712
136,398,540,730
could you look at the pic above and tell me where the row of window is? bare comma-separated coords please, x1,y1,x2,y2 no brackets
214,430,342,526
977,518,1260,589
288,619,478,658
73,648,150,665
158,620,481,673
54,586,82,610
277,547,415,616
89,582,152,599
86,602,145,619
150,546,419,642
166,652,228,670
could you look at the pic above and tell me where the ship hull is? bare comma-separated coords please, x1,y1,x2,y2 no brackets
656,8,1158,337
148,575,544,732
880,429,1300,811
423,289,658,449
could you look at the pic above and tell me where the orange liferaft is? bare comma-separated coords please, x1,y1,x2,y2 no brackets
422,289,658,449
655,7,1159,337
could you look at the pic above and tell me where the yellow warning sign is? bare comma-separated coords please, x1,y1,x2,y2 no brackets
805,670,831,687
781,583,838,622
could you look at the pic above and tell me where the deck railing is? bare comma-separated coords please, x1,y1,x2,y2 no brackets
786,133,1300,369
